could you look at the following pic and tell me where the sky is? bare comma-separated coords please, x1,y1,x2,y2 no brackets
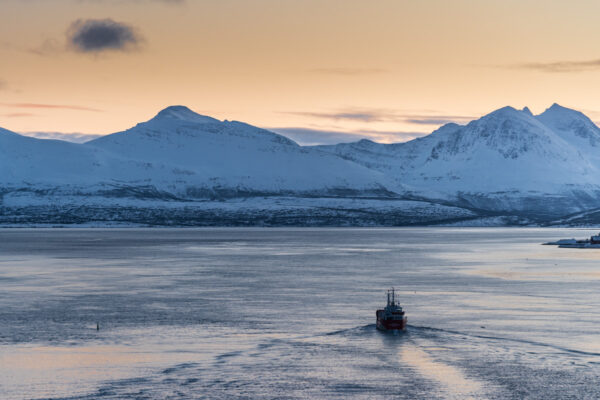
3,0,600,145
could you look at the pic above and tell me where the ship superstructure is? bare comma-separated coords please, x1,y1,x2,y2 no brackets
376,288,407,331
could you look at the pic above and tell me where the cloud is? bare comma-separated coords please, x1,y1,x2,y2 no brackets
269,127,426,146
309,68,387,76
281,108,474,125
3,112,37,118
67,19,142,53
20,131,103,143
1,103,102,112
284,111,387,122
0,41,14,51
404,118,463,125
508,59,600,73
28,38,62,56
77,0,185,3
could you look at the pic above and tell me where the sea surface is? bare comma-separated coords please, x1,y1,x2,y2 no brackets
1,228,600,399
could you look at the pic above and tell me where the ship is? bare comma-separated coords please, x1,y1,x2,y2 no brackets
376,288,407,331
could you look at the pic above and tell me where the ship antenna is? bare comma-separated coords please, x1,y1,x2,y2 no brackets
387,287,396,306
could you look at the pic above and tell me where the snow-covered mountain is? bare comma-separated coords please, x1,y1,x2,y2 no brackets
316,104,600,216
1,106,395,201
536,104,600,163
2,103,600,226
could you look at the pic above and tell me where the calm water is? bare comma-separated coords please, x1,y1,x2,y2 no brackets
1,228,600,399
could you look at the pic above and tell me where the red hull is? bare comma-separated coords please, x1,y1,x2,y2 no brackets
376,310,407,331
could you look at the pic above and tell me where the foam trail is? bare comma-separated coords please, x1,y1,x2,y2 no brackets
399,345,485,400
411,325,600,357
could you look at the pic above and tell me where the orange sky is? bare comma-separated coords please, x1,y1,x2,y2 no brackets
2,0,600,144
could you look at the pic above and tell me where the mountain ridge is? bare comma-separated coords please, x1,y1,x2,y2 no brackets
1,106,397,201
3,103,600,226
315,103,600,216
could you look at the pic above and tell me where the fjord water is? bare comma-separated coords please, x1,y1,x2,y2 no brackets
1,228,600,399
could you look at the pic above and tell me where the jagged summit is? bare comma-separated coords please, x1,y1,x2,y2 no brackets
455,106,544,137
152,105,220,124
457,105,552,145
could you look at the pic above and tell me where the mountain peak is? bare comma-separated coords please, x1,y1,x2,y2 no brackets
357,138,376,145
152,105,220,124
538,103,586,121
536,103,600,146
539,103,588,118
480,106,530,120
489,105,519,115
544,103,570,113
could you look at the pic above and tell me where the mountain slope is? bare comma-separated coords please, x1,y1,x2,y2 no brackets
316,105,600,215
535,103,600,162
85,106,397,197
0,106,398,200
0,127,115,185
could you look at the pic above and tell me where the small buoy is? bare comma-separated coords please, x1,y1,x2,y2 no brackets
96,323,100,331
481,326,485,329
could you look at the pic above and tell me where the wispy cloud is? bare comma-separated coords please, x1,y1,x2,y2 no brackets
1,103,103,112
28,39,62,57
308,68,387,76
284,110,388,122
3,112,37,118
0,33,62,57
269,127,426,146
67,19,142,53
508,59,600,73
281,108,474,125
0,41,14,51
404,118,462,125
77,0,185,3
20,131,103,143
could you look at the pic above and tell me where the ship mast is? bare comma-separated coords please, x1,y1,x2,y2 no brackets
387,287,395,306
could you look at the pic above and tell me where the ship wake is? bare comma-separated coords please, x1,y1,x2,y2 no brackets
399,345,485,400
